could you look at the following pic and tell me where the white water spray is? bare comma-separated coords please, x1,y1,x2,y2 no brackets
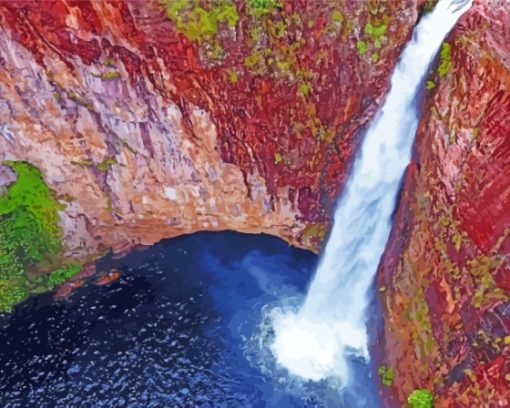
271,0,472,384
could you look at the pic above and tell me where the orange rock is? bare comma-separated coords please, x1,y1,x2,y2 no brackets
53,283,73,300
95,271,121,286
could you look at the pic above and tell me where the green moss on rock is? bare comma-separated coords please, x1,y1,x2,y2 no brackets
68,91,94,110
273,152,284,164
438,42,452,78
408,389,433,408
378,365,395,386
97,157,117,172
48,263,82,287
165,0,239,42
423,0,438,13
331,9,344,23
0,161,81,313
94,71,120,80
357,40,368,55
364,23,387,38
298,82,311,97
247,0,280,18
301,223,326,245
425,80,436,90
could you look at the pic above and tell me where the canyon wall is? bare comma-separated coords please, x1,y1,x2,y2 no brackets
0,0,417,262
0,0,509,406
0,0,423,314
377,0,510,406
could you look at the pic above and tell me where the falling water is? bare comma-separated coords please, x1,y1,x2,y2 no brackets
271,0,472,386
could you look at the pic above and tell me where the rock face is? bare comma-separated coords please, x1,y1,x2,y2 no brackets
0,0,508,406
0,0,418,259
377,0,510,406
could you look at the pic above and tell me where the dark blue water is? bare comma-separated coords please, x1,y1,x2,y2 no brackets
0,232,379,407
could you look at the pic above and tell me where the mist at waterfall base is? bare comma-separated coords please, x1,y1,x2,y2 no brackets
270,0,473,392
0,232,377,407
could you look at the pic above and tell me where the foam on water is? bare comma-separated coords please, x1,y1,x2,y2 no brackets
271,0,473,386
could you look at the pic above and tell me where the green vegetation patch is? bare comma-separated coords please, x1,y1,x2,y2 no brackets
438,42,452,78
357,18,388,61
71,157,118,172
244,50,265,68
357,40,368,56
378,365,395,386
301,223,326,244
95,71,120,80
298,82,311,97
0,161,81,313
423,0,438,13
68,92,94,110
48,263,82,287
165,0,239,42
408,389,433,408
228,69,238,83
425,80,436,90
469,255,507,308
364,23,387,38
246,0,281,18
331,9,344,23
97,157,117,172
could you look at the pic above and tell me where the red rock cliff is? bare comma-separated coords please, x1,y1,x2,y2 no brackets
377,0,510,405
0,0,417,259
0,0,509,406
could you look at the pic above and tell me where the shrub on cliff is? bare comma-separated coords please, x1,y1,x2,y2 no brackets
408,389,433,408
378,365,395,386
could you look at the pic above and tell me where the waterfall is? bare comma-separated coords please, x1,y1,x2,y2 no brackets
270,0,472,385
